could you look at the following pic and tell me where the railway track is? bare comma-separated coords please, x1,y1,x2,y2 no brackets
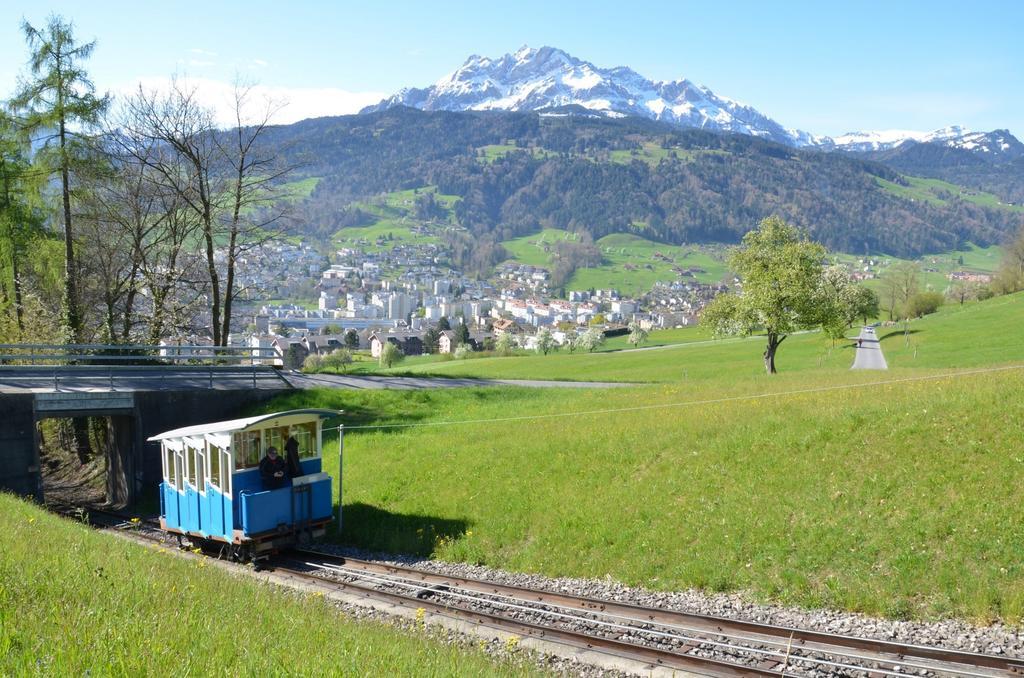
282,550,1024,678
53,505,1024,676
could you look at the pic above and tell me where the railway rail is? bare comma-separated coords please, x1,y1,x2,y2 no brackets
280,550,1024,677
56,505,1024,677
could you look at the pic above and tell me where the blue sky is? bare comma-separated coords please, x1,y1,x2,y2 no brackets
0,0,1020,135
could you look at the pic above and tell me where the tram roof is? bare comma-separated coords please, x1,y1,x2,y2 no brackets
147,409,342,442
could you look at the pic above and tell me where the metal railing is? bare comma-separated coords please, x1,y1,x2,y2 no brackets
0,344,290,391
0,343,279,366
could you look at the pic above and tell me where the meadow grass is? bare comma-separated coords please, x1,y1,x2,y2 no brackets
499,229,728,295
384,292,1024,383
264,358,1024,623
477,145,555,163
0,494,540,676
281,175,322,200
876,175,1024,213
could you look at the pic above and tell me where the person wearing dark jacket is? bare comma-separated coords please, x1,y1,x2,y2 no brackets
259,447,287,490
285,435,303,478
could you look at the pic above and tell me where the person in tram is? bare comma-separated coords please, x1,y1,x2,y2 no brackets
285,435,303,478
259,446,288,490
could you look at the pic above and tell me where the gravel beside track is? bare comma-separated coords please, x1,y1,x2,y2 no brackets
307,545,1024,673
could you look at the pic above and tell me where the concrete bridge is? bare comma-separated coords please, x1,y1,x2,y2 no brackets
0,350,292,505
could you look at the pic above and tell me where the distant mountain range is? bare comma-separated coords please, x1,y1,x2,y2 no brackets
363,45,1022,159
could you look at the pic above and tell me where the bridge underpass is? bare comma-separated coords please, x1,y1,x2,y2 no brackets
0,366,293,505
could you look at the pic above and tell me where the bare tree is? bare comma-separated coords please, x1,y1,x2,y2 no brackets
213,82,294,344
120,79,293,345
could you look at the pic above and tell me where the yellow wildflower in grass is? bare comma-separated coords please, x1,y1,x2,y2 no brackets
504,635,519,651
415,607,426,630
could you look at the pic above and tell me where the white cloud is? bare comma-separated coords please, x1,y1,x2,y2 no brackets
117,76,386,126
188,59,215,68
189,48,219,57
252,59,268,68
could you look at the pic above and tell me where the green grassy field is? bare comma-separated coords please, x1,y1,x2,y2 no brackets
477,144,555,163
256,292,1024,623
334,186,459,252
876,175,1024,213
499,229,728,295
281,175,322,200
832,242,1003,293
0,495,538,676
607,143,728,167
385,291,1023,383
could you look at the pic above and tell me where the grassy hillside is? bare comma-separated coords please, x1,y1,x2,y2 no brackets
0,495,537,675
334,186,457,251
876,175,1024,213
499,229,728,295
267,363,1024,623
256,293,1024,622
384,291,1024,383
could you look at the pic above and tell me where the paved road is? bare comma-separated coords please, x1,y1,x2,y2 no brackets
0,365,632,393
851,327,888,370
283,372,632,390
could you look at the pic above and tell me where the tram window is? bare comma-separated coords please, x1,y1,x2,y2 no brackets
209,444,222,489
221,448,232,497
266,426,286,455
164,446,177,488
194,446,206,492
174,451,184,492
233,431,261,469
185,448,196,487
291,422,318,459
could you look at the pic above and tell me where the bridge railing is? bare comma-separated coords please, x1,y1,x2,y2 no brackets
0,344,280,366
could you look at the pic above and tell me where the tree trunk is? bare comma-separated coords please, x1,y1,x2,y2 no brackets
202,205,222,346
58,117,81,344
763,333,785,375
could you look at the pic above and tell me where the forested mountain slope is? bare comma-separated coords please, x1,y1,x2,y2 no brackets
264,107,1024,257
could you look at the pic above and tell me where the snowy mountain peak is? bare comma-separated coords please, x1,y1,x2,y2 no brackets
827,125,1023,157
362,46,1018,155
364,45,816,147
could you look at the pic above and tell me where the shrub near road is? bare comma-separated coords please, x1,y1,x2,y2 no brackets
0,495,539,676
269,357,1024,623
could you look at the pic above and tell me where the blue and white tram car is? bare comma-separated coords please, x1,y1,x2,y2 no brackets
148,409,339,560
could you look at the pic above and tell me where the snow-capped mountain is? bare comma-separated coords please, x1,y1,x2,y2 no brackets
363,45,824,147
827,126,1024,157
364,45,1020,156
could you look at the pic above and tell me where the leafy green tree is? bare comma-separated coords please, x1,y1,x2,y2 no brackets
302,353,323,372
816,265,879,345
495,332,517,357
344,329,360,350
0,111,43,339
535,327,555,354
564,331,580,353
993,227,1024,295
322,348,353,373
319,323,343,335
453,344,470,360
905,291,944,318
580,327,605,352
701,216,826,374
285,344,305,370
880,261,920,321
422,326,440,353
379,341,404,368
627,321,649,348
454,321,470,346
12,15,108,342
437,316,451,331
